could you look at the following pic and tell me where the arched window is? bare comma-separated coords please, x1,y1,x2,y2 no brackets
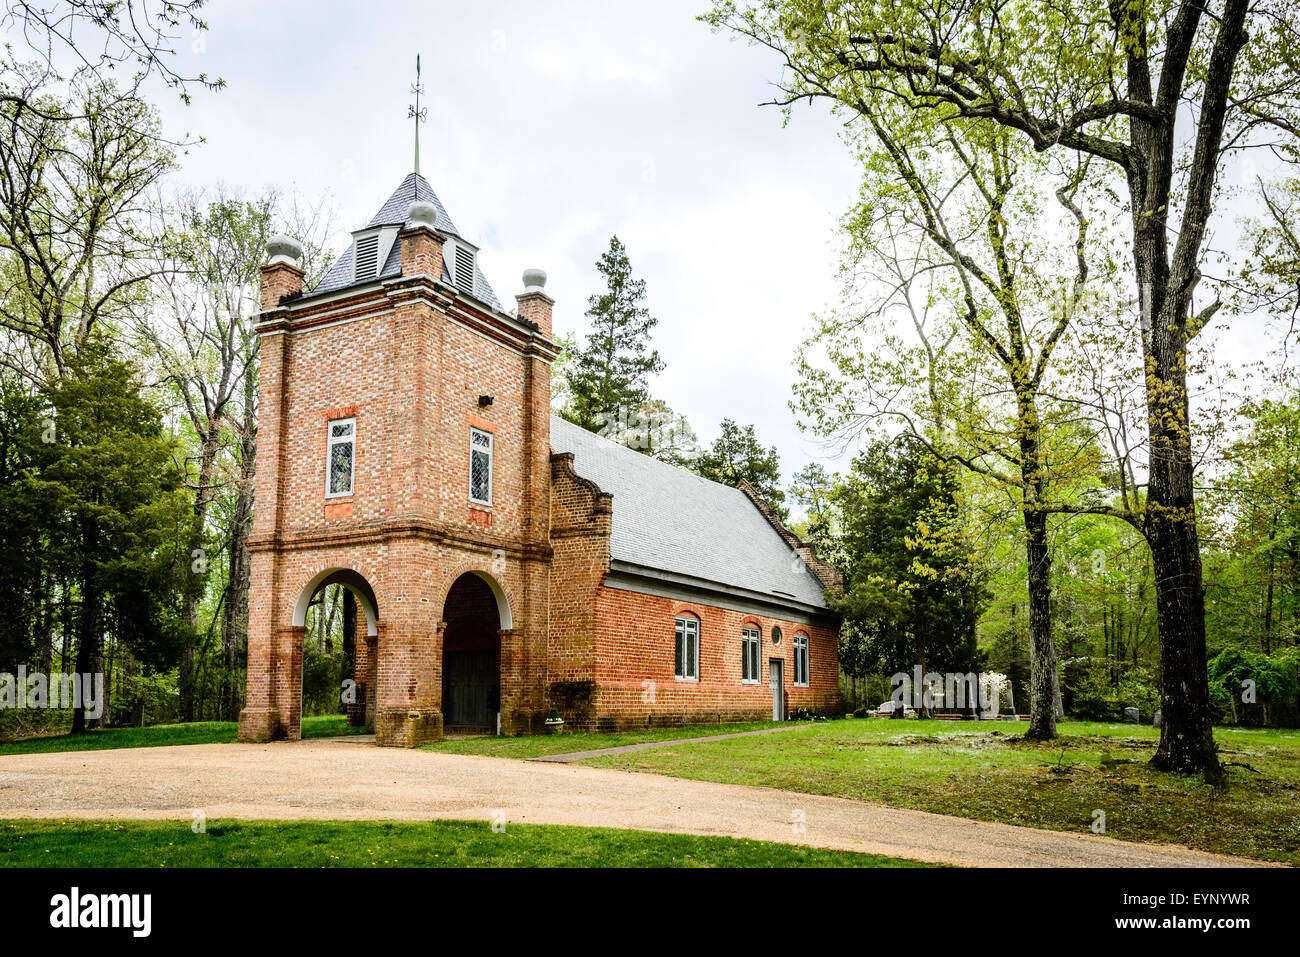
741,626,761,683
674,615,699,681
793,632,810,687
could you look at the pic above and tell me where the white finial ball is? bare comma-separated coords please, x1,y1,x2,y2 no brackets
522,268,547,292
408,200,439,228
266,234,304,265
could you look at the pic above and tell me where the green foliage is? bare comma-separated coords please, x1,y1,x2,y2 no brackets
1063,657,1160,722
563,235,665,432
1208,649,1300,726
694,418,786,515
36,346,195,670
0,344,193,731
832,435,988,678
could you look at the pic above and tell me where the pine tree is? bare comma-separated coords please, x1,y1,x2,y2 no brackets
32,345,193,731
695,419,787,518
832,435,988,709
564,236,664,432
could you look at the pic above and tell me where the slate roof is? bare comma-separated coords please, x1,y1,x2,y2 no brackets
549,415,830,611
310,172,502,309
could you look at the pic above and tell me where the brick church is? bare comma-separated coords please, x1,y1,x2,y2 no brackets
238,170,843,747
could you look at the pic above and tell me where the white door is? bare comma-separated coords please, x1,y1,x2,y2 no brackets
769,659,784,721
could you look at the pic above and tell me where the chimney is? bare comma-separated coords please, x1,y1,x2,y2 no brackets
515,268,553,337
261,235,305,310
400,200,445,278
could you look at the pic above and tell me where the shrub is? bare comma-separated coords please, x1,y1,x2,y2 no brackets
1208,649,1300,727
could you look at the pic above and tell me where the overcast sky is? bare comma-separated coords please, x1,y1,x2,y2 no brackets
9,0,1279,504
140,0,861,489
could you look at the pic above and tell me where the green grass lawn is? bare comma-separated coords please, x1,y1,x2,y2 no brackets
577,718,1300,865
425,719,786,759
0,714,365,755
0,818,924,868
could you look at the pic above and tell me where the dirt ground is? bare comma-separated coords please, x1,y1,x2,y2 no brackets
0,738,1269,867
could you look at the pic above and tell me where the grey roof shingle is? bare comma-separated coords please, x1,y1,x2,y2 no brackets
549,415,829,611
310,172,502,309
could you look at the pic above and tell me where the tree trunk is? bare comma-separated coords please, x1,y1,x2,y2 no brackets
341,589,356,716
1024,507,1058,739
1132,233,1219,773
219,465,253,721
1147,506,1217,772
179,427,221,722
71,583,100,734
219,383,257,722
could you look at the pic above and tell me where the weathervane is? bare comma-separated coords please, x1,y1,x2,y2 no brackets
408,54,427,175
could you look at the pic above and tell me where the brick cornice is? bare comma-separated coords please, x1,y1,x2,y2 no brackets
246,518,553,562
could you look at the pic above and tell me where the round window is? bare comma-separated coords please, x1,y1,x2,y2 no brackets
771,626,782,646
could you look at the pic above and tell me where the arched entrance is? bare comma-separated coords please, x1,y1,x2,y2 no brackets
293,568,380,733
441,572,506,733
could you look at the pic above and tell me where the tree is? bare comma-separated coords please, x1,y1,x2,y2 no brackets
792,111,1113,737
26,345,191,731
0,0,221,107
708,0,1296,772
0,69,175,381
0,373,49,671
833,435,988,712
564,235,665,432
789,462,839,557
1212,393,1300,653
695,418,787,517
136,188,334,720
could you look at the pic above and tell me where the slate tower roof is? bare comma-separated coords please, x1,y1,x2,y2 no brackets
310,172,502,309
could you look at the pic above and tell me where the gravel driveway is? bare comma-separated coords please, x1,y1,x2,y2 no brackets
0,739,1268,867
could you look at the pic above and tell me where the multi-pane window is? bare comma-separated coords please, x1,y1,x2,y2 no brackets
741,626,760,683
326,418,355,496
793,632,810,687
674,615,699,681
469,427,493,504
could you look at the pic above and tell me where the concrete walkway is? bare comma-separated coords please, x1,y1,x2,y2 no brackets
528,724,802,762
0,740,1271,867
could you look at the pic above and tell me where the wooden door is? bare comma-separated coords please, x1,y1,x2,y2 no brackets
444,650,497,728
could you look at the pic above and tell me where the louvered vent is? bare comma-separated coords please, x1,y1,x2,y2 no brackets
454,245,475,291
354,234,380,281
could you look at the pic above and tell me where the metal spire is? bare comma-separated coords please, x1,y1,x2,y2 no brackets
408,54,427,175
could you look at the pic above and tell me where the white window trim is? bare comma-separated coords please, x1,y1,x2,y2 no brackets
675,615,699,682
469,426,494,506
794,632,810,687
325,417,355,498
741,626,761,684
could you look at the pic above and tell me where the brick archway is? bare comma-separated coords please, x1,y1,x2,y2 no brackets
433,565,514,630
292,567,380,635
292,567,382,736
440,572,506,733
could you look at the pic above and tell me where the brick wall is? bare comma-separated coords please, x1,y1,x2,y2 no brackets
240,247,557,746
577,587,842,731
240,209,843,747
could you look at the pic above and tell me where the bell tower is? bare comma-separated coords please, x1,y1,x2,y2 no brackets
238,169,559,746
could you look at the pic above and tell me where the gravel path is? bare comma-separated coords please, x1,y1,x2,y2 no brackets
0,740,1268,867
